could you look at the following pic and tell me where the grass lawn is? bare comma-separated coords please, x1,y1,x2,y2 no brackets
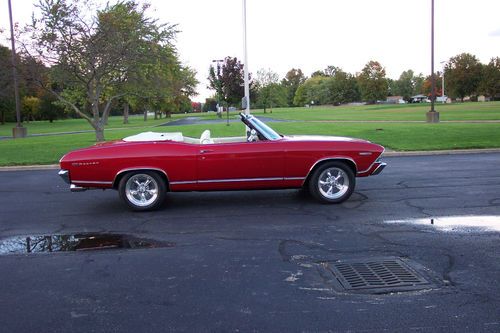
249,101,500,121
2,101,499,137
0,102,499,166
0,112,209,137
1,121,499,166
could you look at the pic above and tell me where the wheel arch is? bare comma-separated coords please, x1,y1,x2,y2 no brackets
303,158,357,187
113,168,170,191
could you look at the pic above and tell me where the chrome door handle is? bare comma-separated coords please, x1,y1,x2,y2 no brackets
200,149,214,154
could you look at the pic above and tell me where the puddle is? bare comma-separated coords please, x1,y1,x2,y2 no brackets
0,233,175,255
386,215,500,232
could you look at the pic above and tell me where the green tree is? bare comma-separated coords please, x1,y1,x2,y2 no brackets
422,73,443,98
38,91,66,122
444,53,483,101
281,68,306,106
322,69,360,105
293,76,328,106
256,83,287,112
413,74,425,96
255,68,285,112
208,64,223,108
478,57,500,99
0,45,32,124
391,70,428,100
357,60,388,103
208,56,246,107
323,66,342,77
21,0,180,141
311,70,326,78
387,78,397,96
21,96,40,122
0,45,15,124
203,98,217,112
391,70,423,101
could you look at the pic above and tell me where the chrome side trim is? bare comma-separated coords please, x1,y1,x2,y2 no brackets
72,180,113,185
285,177,305,181
113,167,169,187
198,177,283,184
302,157,358,186
58,170,70,184
170,177,304,186
170,180,197,185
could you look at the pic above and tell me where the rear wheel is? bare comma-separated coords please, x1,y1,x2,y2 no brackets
118,171,166,211
308,162,355,204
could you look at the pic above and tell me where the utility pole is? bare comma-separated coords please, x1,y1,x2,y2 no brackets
426,0,440,123
441,61,446,104
8,0,27,138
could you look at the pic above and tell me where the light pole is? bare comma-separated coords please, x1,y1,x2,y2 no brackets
212,59,224,117
440,61,446,104
8,0,27,138
426,0,439,123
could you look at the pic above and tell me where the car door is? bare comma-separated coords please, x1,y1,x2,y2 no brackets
196,140,285,190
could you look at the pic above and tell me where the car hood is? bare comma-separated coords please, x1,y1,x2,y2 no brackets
284,135,369,143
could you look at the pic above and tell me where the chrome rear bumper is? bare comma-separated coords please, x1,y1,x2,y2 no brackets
70,184,87,192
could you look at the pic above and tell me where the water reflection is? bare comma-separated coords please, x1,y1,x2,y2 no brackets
386,215,500,232
0,234,175,255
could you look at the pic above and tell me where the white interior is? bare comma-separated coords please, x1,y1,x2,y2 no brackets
123,131,246,145
123,131,184,142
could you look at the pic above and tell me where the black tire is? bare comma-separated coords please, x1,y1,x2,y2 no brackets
308,161,355,204
118,171,166,211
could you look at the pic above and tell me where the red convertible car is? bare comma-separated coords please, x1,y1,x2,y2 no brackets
59,114,386,211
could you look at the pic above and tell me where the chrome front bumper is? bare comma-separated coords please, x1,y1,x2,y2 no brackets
371,162,387,176
58,169,70,184
59,169,87,192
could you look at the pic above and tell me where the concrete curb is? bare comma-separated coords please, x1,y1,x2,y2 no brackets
0,164,59,172
1,148,499,171
384,148,500,157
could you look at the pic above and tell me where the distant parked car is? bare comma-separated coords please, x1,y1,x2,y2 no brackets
59,114,387,211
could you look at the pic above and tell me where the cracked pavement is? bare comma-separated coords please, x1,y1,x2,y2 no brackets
0,153,499,332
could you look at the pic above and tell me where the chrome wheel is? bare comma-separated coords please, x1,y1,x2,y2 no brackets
124,173,159,208
308,161,355,204
317,167,350,200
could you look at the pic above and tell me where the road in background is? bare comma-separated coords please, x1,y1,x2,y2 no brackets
0,153,499,332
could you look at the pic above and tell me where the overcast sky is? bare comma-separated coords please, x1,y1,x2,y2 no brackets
2,0,500,102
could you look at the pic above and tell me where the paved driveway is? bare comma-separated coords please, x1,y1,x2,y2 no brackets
0,153,499,332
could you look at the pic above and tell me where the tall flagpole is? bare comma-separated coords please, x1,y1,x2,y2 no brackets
242,0,250,116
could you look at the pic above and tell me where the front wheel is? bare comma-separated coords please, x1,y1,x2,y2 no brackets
308,162,355,204
118,171,166,211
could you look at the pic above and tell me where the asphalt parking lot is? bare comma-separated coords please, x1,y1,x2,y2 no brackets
0,153,499,332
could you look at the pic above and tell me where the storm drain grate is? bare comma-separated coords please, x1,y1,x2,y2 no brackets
326,257,432,293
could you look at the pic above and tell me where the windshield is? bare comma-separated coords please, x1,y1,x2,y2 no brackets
246,116,281,140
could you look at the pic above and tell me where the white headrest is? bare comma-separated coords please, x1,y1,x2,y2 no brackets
200,130,214,144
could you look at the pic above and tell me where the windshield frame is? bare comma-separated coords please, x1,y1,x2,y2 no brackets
241,114,281,141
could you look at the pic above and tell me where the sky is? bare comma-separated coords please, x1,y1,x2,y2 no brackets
2,0,500,102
